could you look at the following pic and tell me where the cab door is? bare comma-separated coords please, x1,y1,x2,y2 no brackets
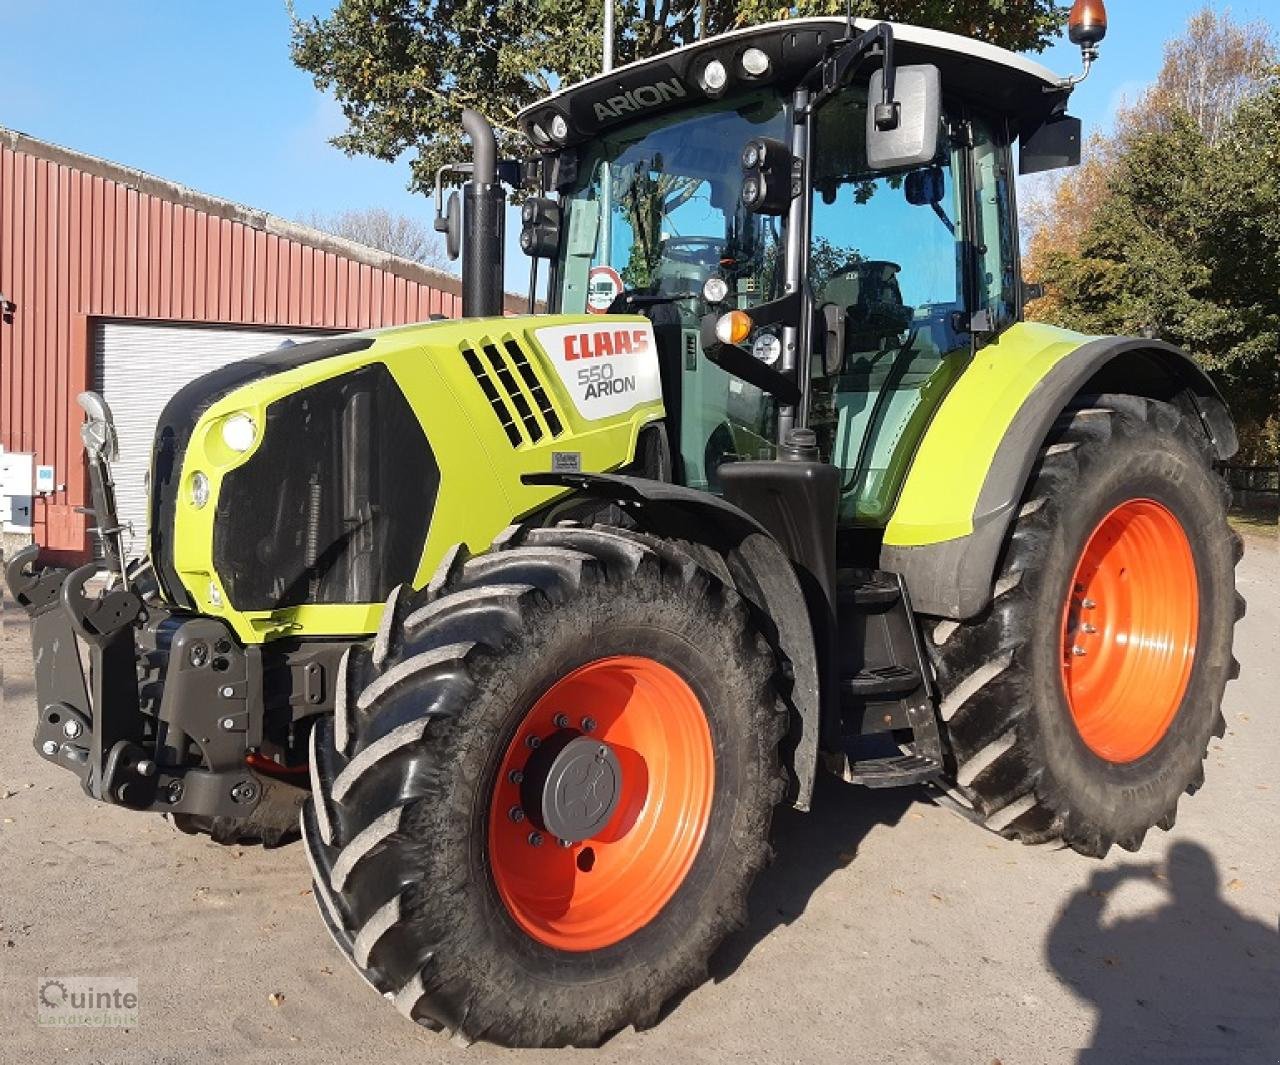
805,88,1018,527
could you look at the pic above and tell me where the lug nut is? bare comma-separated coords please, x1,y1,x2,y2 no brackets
508,770,524,784
558,838,573,848
220,717,235,731
62,719,82,739
527,832,544,847
1082,623,1098,634
1082,598,1096,609
553,713,570,729
1072,645,1088,657
525,735,541,749
41,740,59,757
220,686,235,699
596,745,609,761
508,805,526,823
581,717,597,734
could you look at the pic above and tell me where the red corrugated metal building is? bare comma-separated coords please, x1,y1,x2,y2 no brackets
0,126,498,564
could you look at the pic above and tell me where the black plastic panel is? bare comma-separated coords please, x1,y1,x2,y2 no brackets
212,363,438,611
150,334,375,609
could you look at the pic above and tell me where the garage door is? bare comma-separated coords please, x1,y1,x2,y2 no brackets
93,320,338,559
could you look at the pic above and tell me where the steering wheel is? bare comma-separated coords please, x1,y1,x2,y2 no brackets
661,237,726,265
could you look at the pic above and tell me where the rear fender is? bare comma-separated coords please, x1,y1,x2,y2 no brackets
524,472,822,811
883,326,1237,619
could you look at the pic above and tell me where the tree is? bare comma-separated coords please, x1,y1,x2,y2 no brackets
290,0,1062,196
297,207,448,267
1023,8,1280,463
1134,7,1277,147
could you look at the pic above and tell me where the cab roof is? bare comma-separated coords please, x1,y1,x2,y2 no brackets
516,18,1070,150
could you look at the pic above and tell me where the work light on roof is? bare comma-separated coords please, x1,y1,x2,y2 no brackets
740,48,770,77
699,58,728,94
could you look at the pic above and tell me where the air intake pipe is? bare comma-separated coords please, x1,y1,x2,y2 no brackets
461,109,506,319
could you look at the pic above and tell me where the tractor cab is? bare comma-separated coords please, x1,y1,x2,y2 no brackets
509,17,1082,518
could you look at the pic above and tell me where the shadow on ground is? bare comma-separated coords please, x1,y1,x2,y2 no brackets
1046,840,1280,1065
709,772,918,983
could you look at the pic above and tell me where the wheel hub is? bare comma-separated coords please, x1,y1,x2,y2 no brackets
1059,498,1198,763
488,655,715,952
521,731,623,843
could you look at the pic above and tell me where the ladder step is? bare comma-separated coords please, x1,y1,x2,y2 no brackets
841,752,941,788
840,664,922,698
837,573,901,607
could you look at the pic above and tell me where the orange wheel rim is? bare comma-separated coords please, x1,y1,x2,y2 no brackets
1060,499,1198,763
487,656,714,952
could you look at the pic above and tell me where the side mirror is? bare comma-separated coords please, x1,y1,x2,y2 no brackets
866,64,941,171
905,166,945,206
435,190,461,261
77,391,119,463
740,137,797,216
519,196,561,258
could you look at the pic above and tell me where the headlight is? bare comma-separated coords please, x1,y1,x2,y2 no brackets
550,114,569,141
190,471,210,509
221,413,258,453
702,276,729,304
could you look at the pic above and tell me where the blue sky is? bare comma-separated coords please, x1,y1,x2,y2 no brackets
1,0,1276,293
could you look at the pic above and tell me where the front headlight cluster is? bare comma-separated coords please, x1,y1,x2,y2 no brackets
189,412,258,509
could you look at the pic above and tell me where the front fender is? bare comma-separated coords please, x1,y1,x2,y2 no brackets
882,324,1237,619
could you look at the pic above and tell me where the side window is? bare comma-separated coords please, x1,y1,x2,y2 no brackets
970,113,1017,327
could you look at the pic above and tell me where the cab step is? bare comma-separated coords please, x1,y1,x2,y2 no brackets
840,664,922,698
837,572,901,607
829,750,942,788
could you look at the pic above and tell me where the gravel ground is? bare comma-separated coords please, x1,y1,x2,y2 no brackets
1,527,1276,1065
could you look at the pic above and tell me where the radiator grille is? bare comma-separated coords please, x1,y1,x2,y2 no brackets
461,336,565,447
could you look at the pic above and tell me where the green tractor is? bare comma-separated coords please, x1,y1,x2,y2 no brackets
7,1,1244,1048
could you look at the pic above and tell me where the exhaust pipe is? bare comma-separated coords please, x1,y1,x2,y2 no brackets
461,109,505,318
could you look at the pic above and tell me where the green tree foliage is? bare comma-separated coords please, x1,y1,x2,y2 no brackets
1026,9,1280,463
290,0,1060,194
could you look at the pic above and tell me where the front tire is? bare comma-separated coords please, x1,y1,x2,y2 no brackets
928,396,1243,856
302,524,787,1046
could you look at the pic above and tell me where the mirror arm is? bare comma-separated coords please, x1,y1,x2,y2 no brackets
806,21,897,118
434,162,473,223
701,338,802,407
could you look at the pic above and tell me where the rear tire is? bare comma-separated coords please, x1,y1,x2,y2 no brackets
302,524,788,1046
926,396,1243,857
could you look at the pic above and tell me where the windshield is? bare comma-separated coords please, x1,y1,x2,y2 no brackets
554,90,790,315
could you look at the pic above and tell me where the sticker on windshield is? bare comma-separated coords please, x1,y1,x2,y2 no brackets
586,266,623,314
532,321,662,421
